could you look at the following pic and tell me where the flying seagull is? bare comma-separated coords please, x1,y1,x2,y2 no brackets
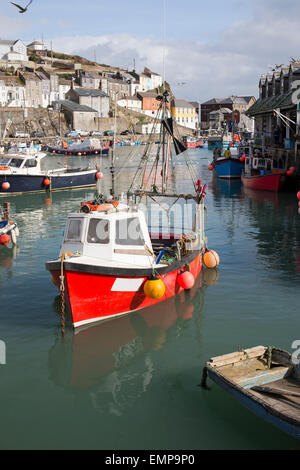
10,0,33,13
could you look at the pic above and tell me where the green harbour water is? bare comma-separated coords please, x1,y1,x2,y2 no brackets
0,147,300,450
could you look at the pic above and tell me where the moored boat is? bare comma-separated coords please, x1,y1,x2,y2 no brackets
46,91,219,329
202,346,300,440
47,138,110,156
182,136,203,149
242,155,286,192
209,146,244,180
0,149,100,195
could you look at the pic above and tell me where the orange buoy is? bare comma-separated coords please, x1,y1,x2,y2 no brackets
177,271,195,290
43,178,50,187
144,277,165,300
0,234,11,246
2,182,10,190
203,250,220,269
240,155,246,163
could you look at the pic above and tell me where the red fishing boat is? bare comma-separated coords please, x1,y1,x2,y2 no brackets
46,91,217,329
242,155,287,192
182,136,203,149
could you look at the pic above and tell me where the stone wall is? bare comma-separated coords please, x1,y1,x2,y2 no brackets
0,107,68,138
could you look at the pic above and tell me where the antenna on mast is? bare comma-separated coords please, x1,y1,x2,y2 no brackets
162,0,166,92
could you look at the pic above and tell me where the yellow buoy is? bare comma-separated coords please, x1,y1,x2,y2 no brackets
144,278,166,300
203,250,220,269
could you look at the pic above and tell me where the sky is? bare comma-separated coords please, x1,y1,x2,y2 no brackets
2,0,300,102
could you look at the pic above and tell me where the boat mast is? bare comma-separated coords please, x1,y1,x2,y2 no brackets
110,93,118,198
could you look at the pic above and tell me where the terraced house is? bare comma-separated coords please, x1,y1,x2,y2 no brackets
0,76,25,107
247,64,300,149
171,99,197,129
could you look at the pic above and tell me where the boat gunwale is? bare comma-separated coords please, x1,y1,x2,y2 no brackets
205,347,300,429
45,248,203,277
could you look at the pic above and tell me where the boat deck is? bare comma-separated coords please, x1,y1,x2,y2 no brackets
251,377,300,423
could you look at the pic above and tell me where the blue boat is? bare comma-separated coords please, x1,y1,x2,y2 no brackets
213,157,244,179
0,150,98,195
202,346,300,440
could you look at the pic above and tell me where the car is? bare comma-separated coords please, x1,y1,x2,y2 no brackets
120,130,132,136
78,130,90,137
65,131,80,138
104,130,114,136
14,132,30,138
90,131,103,136
31,131,45,138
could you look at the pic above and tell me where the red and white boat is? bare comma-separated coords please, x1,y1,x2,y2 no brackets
46,91,213,329
182,136,203,149
242,155,287,192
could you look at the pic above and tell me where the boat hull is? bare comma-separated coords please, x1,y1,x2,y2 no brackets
0,171,97,195
241,173,286,192
184,142,203,149
46,251,202,328
47,146,109,156
207,367,300,440
214,158,244,180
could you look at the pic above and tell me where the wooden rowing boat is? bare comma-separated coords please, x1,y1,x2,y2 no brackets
202,346,300,440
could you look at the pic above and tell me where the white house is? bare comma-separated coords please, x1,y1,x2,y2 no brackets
27,41,46,52
0,39,28,62
117,96,142,113
58,79,72,101
0,76,26,107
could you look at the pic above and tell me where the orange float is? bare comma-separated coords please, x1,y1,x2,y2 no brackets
203,249,220,269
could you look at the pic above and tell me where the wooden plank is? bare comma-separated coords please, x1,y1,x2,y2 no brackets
114,249,149,256
253,386,300,399
209,346,266,368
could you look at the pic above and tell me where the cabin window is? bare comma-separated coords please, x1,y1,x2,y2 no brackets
9,159,23,168
115,217,144,246
87,218,110,244
65,218,83,242
24,159,37,168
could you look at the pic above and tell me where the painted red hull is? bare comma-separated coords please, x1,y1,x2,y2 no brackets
242,173,285,192
49,254,202,328
184,142,203,149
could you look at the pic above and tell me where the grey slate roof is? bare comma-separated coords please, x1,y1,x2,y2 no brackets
73,87,108,98
59,100,98,113
247,90,294,116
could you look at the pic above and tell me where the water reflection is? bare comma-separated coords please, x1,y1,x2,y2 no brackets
244,188,300,279
49,270,218,415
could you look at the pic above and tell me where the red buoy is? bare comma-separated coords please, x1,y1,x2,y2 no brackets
96,171,104,180
297,191,300,201
43,178,50,187
2,182,10,190
0,234,11,246
177,271,195,290
208,164,214,171
240,155,246,163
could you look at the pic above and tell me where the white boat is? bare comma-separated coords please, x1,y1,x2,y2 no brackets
0,149,99,195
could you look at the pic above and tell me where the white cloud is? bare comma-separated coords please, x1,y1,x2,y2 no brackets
48,2,300,102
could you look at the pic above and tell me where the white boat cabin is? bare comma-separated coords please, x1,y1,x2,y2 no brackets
244,156,273,175
60,208,156,268
0,152,47,175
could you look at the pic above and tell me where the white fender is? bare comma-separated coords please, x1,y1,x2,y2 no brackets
11,229,17,245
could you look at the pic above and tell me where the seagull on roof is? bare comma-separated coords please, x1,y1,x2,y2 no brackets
10,0,33,13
